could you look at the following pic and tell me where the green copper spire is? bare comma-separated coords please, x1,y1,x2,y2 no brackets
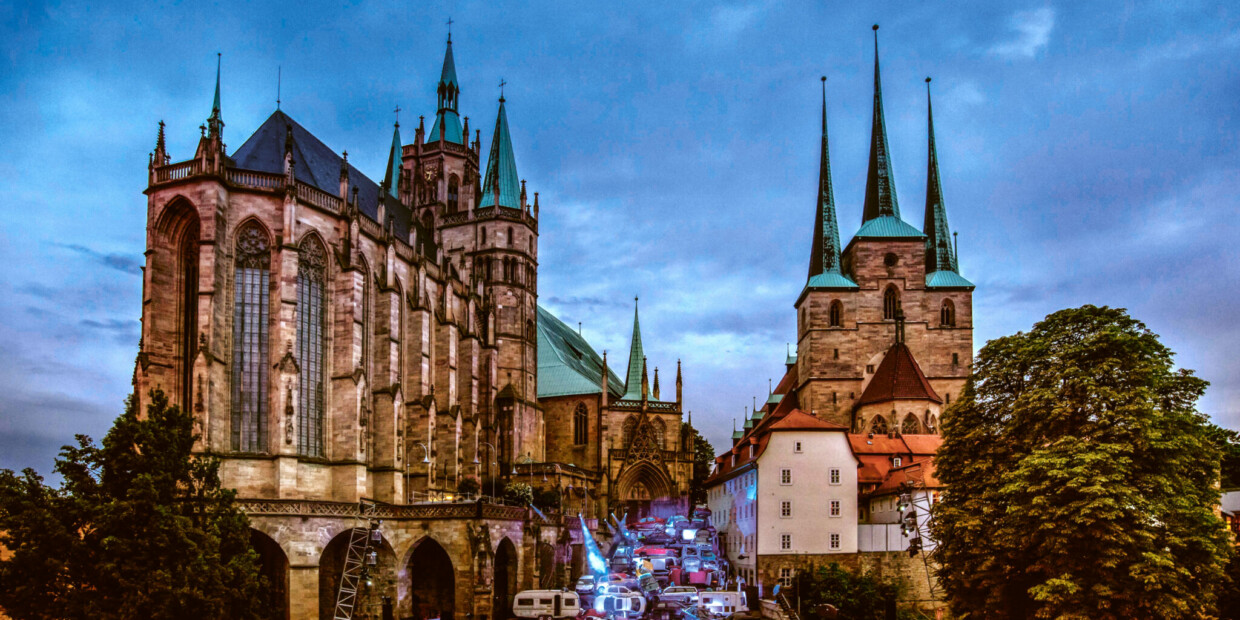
923,78,957,273
207,53,224,139
427,36,464,144
622,297,646,400
480,95,521,208
808,77,843,279
862,25,899,224
383,121,402,198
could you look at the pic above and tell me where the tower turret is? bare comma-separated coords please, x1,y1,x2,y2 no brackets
622,298,645,400
923,77,957,274
805,77,857,290
427,36,463,144
861,25,899,224
480,95,521,208
383,121,402,199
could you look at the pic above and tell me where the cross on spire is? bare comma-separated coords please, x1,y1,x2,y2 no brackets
446,17,454,41
498,78,507,102
394,104,401,126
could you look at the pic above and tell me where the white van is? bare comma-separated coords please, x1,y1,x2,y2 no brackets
511,590,580,619
699,591,746,616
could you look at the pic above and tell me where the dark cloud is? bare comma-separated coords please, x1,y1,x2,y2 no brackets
55,244,143,275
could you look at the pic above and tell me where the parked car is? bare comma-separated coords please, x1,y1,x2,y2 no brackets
661,585,699,605
575,575,597,597
682,556,702,572
700,591,746,616
701,559,720,572
512,590,581,619
594,585,646,617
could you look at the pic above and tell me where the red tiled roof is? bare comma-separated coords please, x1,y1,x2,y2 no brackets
855,343,942,407
867,459,942,497
769,410,849,431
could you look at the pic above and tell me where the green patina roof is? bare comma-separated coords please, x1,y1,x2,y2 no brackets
854,215,924,239
744,417,754,430
382,122,402,198
427,39,464,144
807,78,845,282
732,429,744,439
923,78,959,275
861,26,901,225
621,300,646,400
765,393,784,406
537,305,624,398
926,270,975,289
480,99,521,208
786,351,797,365
806,271,860,290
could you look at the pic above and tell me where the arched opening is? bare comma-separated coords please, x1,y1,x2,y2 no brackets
319,529,398,620
232,220,271,453
447,175,460,213
652,418,666,450
178,217,200,411
869,415,888,434
494,538,518,620
507,226,514,248
154,198,202,412
408,537,456,620
250,529,289,620
621,416,637,448
883,286,899,321
940,299,956,327
829,300,843,327
537,542,557,588
901,414,920,435
572,403,588,445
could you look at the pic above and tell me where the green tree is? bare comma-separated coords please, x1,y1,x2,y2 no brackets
932,305,1231,619
0,390,269,620
504,481,534,506
793,562,903,620
683,422,714,505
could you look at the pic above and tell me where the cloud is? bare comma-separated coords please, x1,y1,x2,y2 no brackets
990,7,1055,58
685,2,765,48
55,243,143,275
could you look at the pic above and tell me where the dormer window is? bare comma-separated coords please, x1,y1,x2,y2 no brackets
893,456,902,467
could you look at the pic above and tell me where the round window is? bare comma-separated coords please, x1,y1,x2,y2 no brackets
884,253,899,267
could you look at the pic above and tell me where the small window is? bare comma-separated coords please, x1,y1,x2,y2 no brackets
794,441,803,453
946,393,951,403
952,352,960,366
780,500,792,518
832,392,838,404
828,300,843,327
833,348,839,359
884,253,898,267
883,286,899,320
830,499,841,517
893,456,902,467
829,468,840,485
779,568,793,587
940,299,956,327
508,226,514,248
829,533,840,550
866,364,875,374
780,534,791,550
780,469,792,485
481,227,487,243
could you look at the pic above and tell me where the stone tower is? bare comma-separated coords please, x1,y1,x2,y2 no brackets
417,36,544,468
794,27,974,430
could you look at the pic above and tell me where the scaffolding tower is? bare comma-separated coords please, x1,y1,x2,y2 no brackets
334,499,383,620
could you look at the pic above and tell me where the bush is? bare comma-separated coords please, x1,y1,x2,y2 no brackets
457,476,480,496
503,482,533,506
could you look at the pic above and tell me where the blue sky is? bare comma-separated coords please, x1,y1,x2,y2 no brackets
1,0,1238,470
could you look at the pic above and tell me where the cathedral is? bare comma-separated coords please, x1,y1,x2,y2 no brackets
136,34,692,620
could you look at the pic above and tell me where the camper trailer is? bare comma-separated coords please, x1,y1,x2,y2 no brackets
511,590,581,619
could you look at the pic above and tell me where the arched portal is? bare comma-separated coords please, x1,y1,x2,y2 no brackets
615,460,674,520
494,537,518,620
250,529,289,620
408,537,456,620
320,528,398,620
537,542,556,588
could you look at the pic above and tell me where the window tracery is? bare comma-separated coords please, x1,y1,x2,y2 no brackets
231,222,270,452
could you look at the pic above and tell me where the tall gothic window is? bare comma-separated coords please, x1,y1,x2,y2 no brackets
901,414,920,436
178,217,200,410
621,416,637,448
883,286,899,320
231,222,270,452
447,175,460,213
296,236,328,457
508,226,514,248
573,403,588,445
940,300,956,327
653,418,666,450
829,300,843,327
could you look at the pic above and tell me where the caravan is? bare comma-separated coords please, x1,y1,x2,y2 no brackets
511,590,580,619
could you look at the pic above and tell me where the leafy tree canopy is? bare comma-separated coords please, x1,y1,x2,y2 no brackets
791,562,904,620
0,390,270,620
683,422,714,505
932,305,1231,619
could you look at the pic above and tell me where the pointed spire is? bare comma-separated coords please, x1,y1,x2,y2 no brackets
808,76,845,280
653,367,660,400
153,120,167,165
207,53,224,139
383,120,402,198
923,77,958,273
480,96,521,208
622,297,646,400
427,36,464,144
862,25,900,224
641,357,649,401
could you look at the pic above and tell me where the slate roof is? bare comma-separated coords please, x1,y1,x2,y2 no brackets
768,410,848,431
855,342,942,408
925,270,974,289
536,305,624,398
230,110,433,256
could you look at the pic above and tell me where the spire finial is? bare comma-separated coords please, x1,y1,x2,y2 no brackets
276,65,281,110
923,75,958,274
207,53,224,139
498,78,507,102
394,104,402,128
862,23,900,224
446,16,454,42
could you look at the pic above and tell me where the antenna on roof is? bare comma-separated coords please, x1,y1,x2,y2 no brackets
276,66,281,110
